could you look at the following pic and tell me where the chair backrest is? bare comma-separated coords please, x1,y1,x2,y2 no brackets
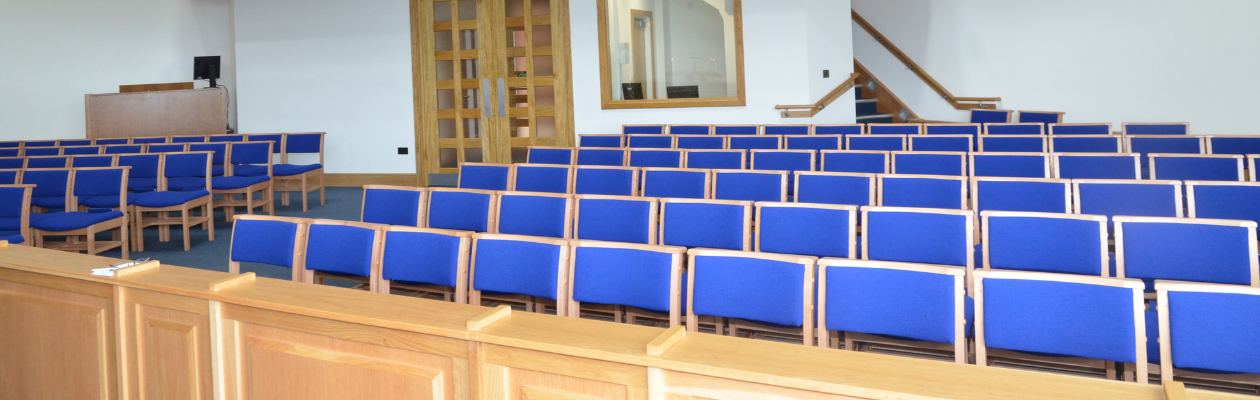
688,248,816,331
813,124,863,136
623,124,665,134
1016,111,1064,125
25,156,68,169
1123,122,1189,136
1074,180,1184,226
626,134,675,149
1053,153,1140,179
0,142,20,149
641,168,710,199
1186,181,1260,228
982,211,1108,276
494,191,573,239
426,188,497,232
228,142,273,173
22,169,71,203
71,168,127,209
229,215,309,269
1048,123,1111,135
93,138,130,145
795,172,875,207
0,149,17,158
983,123,1044,136
247,134,285,156
282,133,325,165
1115,217,1257,286
763,125,810,136
117,154,161,181
578,135,624,148
58,139,92,147
0,171,19,185
713,170,787,202
846,135,906,151
661,198,751,250
302,220,383,279
684,149,744,169
569,241,685,322
526,147,576,165
970,153,1050,178
104,145,144,154
575,147,628,166
863,206,974,269
969,109,1013,124
728,135,781,151
1149,154,1244,182
1049,135,1122,153
757,202,856,258
977,135,1047,153
361,185,427,227
170,136,208,143
71,155,114,168
1155,281,1260,377
62,146,101,155
164,152,213,191
975,270,1146,367
878,174,967,209
675,135,727,150
1206,135,1260,155
131,137,168,144
208,135,245,143
513,163,573,194
574,194,658,244
457,163,513,191
750,150,814,176
924,123,980,138
0,185,33,241
971,177,1072,215
147,144,188,153
629,149,683,168
867,124,922,135
909,135,972,152
891,152,966,176
667,124,712,135
1126,135,1203,156
784,135,843,157
24,147,60,157
381,226,472,293
573,166,638,196
471,233,570,306
713,125,759,136
23,140,56,147
817,259,966,355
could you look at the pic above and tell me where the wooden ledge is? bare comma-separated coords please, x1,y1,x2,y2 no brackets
467,305,512,331
209,272,255,291
114,260,160,277
646,325,686,356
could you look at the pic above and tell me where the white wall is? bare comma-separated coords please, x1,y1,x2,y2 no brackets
0,0,236,140
852,0,1260,135
233,0,417,174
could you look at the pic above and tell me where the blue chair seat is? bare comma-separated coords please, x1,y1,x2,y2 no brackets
211,176,270,190
0,231,24,244
31,211,124,232
212,166,225,177
31,196,65,209
80,195,132,208
129,177,158,192
133,190,211,208
274,163,322,176
232,165,269,177
167,177,209,191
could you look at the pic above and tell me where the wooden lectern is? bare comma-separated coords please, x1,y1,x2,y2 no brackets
85,87,227,139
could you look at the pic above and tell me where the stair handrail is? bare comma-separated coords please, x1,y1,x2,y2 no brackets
852,10,1000,110
775,72,862,118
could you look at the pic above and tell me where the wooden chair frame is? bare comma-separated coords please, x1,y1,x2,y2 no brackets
712,169,788,203
61,146,103,155
682,149,745,169
24,156,69,169
640,168,713,199
575,147,631,167
361,185,428,227
566,240,685,326
424,187,498,232
1113,216,1258,286
1148,153,1244,181
659,198,752,250
305,219,386,293
526,146,578,164
891,151,967,176
492,191,574,238
228,215,310,281
977,135,1048,153
876,174,968,210
793,171,877,207
628,149,685,169
512,163,575,193
908,135,973,152
1015,110,1064,124
469,233,571,315
819,150,890,174
969,109,1013,124
982,123,1045,136
458,162,516,191
0,184,34,245
1185,180,1260,220
866,123,923,135
573,194,660,245
622,124,666,135
70,155,118,168
214,142,274,221
1048,123,1113,136
860,206,976,290
968,152,1051,178
846,135,907,152
1051,153,1141,180
1155,280,1260,387
1122,122,1190,136
574,165,640,196
666,124,714,135
1072,179,1183,216
969,176,1072,244
133,152,216,252
754,202,857,258
686,248,817,345
980,211,1108,276
276,132,327,212
377,226,473,303
34,167,130,259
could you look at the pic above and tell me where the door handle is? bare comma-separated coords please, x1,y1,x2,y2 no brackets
497,78,506,117
481,79,491,118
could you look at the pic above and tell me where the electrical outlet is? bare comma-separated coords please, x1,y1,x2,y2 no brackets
398,147,409,155
823,70,830,78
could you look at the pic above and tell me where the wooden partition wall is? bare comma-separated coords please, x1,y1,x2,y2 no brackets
0,244,1240,400
85,88,228,139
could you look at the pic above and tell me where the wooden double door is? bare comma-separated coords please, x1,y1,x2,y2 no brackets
413,0,575,185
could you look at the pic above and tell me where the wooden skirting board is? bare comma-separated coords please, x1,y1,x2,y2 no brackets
323,173,418,187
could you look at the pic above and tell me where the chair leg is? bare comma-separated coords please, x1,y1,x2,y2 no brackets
267,186,275,215
280,177,291,207
181,205,191,251
120,224,129,260
319,174,325,205
86,226,96,255
245,191,254,217
205,204,215,241
300,177,309,212
134,210,145,252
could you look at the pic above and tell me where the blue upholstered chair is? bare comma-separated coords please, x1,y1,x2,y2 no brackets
470,233,571,314
132,137,169,144
1126,135,1203,161
188,143,228,176
878,175,967,209
667,124,712,135
58,140,91,147
714,170,787,202
147,144,189,153
713,125,759,136
457,162,513,191
729,135,781,151
568,241,686,325
1050,135,1123,153
24,148,61,157
1186,181,1260,228
1053,154,1140,179
303,220,385,292
71,155,114,168
982,211,1108,276
862,206,974,275
910,135,972,152
23,140,56,147
786,135,842,169
170,136,208,143
1074,180,1183,232
494,191,572,239
0,141,21,148
361,185,426,227
684,149,744,169
0,185,33,244
814,124,864,136
208,134,244,143
1049,123,1111,135
275,132,326,212
513,163,573,194
847,135,906,151
212,142,274,220
104,145,144,155
978,135,1047,153
31,168,130,258
62,146,101,156
795,172,875,207
117,154,161,193
1123,123,1189,136
228,215,309,279
756,202,856,259
970,177,1072,215
623,124,665,134
574,166,638,196
379,226,473,302
0,170,19,185
970,153,1050,178
751,150,814,175
661,199,751,250
975,269,1149,383
246,134,285,162
0,149,17,157
94,138,130,145
816,259,969,363
891,152,966,176
867,124,921,135
574,194,657,244
25,156,68,169
763,125,810,136
1206,135,1260,155
1149,154,1243,181
1115,217,1257,289
576,147,628,166
676,135,727,150
1016,111,1064,126
821,150,889,174
925,123,980,137
983,123,1044,136
642,168,710,199
627,134,675,149
969,109,1012,124
426,188,496,233
23,169,71,212
1155,281,1260,383
132,152,215,252
526,146,576,164
578,135,624,148
629,149,684,169
687,248,817,345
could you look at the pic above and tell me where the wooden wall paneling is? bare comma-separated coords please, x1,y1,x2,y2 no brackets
478,344,647,400
411,0,439,186
119,82,196,93
551,0,575,148
85,88,227,139
121,288,214,400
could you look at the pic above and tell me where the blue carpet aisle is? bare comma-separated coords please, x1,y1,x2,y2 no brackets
94,187,364,281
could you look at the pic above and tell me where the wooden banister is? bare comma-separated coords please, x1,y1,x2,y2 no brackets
852,10,1000,110
775,72,861,118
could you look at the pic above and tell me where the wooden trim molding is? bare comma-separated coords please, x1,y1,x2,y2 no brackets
323,173,419,188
